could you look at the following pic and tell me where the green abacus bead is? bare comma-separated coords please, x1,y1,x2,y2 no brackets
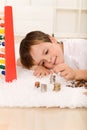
0,65,5,69
0,35,4,40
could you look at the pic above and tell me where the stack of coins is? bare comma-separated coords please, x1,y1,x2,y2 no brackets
50,74,56,84
35,81,40,88
66,80,87,88
53,83,61,92
75,80,87,88
41,84,47,92
35,81,47,92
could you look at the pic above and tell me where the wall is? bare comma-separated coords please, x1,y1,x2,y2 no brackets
0,0,87,38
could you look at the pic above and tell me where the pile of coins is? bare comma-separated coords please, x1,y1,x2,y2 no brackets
53,83,61,91
34,74,87,93
50,74,61,92
35,74,61,92
41,84,47,92
35,81,40,88
35,81,47,92
66,80,87,88
50,74,56,84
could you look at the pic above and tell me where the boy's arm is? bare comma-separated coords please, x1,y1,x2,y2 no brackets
53,63,87,81
17,58,51,77
31,65,51,77
75,70,87,81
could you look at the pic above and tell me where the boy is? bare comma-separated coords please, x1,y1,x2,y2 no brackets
18,31,87,81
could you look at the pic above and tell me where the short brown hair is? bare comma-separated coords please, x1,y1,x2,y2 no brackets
19,31,51,69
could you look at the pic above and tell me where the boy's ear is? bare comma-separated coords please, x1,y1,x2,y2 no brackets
49,36,58,44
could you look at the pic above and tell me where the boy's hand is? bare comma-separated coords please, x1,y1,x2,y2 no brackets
53,63,76,80
33,65,51,77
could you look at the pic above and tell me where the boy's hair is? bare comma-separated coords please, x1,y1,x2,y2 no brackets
19,31,52,69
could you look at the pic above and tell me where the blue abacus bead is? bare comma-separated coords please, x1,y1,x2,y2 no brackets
1,70,5,75
2,42,5,46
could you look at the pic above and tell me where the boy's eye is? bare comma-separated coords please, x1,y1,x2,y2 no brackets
45,49,48,55
42,61,45,66
39,60,45,66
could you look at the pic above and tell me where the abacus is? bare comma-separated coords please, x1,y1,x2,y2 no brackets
0,6,17,82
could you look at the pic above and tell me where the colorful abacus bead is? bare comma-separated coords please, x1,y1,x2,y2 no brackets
0,23,5,27
0,54,5,58
0,28,4,34
0,41,5,46
0,35,4,40
0,65,5,69
1,70,5,75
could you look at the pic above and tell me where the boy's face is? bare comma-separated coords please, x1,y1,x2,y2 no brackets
30,42,64,69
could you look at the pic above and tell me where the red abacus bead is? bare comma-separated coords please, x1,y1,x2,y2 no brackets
0,23,5,27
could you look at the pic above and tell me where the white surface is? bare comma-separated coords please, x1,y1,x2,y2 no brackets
0,66,87,108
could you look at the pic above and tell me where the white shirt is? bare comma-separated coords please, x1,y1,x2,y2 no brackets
62,39,87,69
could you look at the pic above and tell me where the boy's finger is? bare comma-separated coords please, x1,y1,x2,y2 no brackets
53,65,65,73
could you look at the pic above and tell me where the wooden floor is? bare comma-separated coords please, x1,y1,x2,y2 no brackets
0,107,87,130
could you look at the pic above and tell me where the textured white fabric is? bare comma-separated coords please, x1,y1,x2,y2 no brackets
63,39,87,69
0,66,87,108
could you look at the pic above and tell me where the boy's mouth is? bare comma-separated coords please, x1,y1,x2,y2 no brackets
54,56,57,65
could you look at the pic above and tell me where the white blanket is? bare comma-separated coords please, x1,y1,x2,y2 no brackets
0,41,87,108
0,66,87,108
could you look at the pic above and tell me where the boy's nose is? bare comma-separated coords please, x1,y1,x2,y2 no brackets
45,57,52,63
43,54,52,63
48,58,51,62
